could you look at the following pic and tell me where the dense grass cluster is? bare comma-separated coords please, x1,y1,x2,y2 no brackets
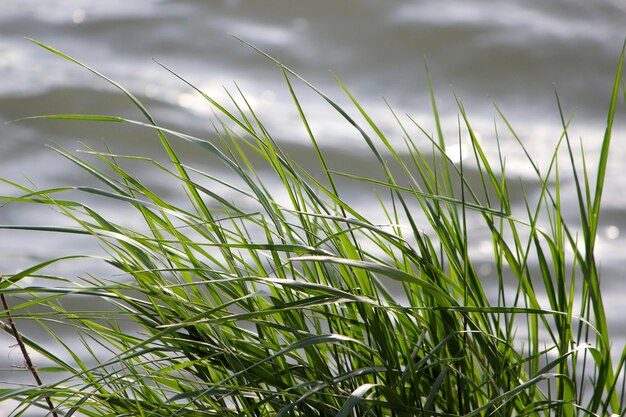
1,40,625,416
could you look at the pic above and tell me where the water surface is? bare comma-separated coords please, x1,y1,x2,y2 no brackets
1,1,625,413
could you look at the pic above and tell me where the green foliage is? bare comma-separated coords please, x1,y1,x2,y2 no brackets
1,40,625,416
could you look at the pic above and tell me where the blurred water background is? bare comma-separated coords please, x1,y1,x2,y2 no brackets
1,0,625,413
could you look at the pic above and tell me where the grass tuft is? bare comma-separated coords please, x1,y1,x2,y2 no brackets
1,40,625,416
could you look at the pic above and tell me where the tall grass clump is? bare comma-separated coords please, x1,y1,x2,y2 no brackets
1,39,625,417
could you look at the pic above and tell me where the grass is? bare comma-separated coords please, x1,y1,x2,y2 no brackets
1,39,625,416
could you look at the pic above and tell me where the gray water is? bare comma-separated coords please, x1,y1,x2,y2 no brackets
1,0,625,413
